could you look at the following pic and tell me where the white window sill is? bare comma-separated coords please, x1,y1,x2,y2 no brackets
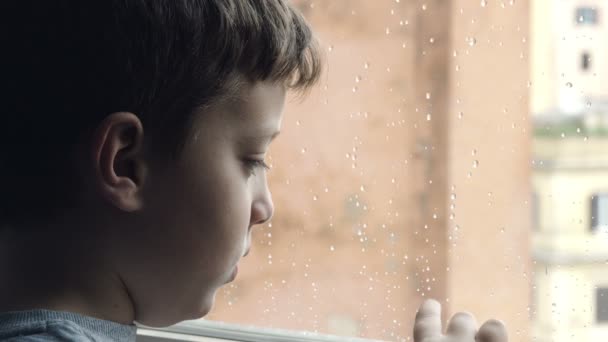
136,319,385,342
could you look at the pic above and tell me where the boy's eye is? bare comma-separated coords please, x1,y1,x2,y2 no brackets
243,158,270,176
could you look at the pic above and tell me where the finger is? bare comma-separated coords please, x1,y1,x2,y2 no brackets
446,312,477,340
476,319,508,342
414,299,443,342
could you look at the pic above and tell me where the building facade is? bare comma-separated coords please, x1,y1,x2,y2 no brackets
531,0,608,341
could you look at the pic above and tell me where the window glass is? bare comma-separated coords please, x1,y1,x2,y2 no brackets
582,52,591,71
576,7,599,25
194,0,608,341
597,288,608,323
591,194,608,232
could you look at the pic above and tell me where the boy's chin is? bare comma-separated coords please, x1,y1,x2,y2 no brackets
135,291,216,328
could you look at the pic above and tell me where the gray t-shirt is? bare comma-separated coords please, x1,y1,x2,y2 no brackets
0,309,137,341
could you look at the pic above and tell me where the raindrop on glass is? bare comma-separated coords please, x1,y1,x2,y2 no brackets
472,160,479,168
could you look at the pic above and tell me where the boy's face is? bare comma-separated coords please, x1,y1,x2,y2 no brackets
109,81,285,326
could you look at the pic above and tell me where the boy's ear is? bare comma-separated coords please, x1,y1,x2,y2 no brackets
91,112,147,212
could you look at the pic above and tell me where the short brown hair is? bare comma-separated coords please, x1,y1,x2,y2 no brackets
0,0,323,229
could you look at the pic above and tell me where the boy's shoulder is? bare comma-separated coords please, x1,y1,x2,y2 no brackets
0,309,137,342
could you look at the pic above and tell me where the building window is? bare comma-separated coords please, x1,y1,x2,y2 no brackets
591,194,608,232
582,52,591,71
531,192,539,231
576,7,599,25
597,288,608,323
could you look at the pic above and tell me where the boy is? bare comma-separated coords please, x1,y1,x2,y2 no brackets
0,1,506,341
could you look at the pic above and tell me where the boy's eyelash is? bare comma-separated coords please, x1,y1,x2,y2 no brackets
244,159,270,175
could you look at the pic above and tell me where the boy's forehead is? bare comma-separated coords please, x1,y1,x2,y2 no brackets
228,82,286,123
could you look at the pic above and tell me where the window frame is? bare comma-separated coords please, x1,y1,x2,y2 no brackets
136,320,384,342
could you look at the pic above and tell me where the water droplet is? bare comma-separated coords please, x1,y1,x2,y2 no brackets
324,187,329,193
364,62,370,69
426,114,432,121
301,148,307,154
458,112,464,119
450,193,457,200
480,0,487,7
360,185,366,192
449,213,455,220
385,27,391,35
467,37,477,46
328,45,334,52
422,4,427,10
429,37,435,44
312,195,318,201
330,245,335,251
296,120,301,126
561,132,566,138
355,75,362,83
426,92,431,100
471,149,477,156
566,82,573,88
472,160,479,168
586,101,592,108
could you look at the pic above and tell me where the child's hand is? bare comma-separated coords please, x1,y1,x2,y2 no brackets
413,299,508,342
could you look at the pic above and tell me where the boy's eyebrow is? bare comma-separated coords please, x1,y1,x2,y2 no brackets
238,131,281,145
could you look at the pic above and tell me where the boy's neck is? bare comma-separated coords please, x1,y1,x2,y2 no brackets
0,223,136,325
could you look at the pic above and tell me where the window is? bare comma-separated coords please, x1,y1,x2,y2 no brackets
597,288,608,323
532,191,539,231
591,194,608,232
576,7,599,25
139,1,608,341
582,52,591,71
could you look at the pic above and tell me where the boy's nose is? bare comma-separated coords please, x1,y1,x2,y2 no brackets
250,195,274,226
